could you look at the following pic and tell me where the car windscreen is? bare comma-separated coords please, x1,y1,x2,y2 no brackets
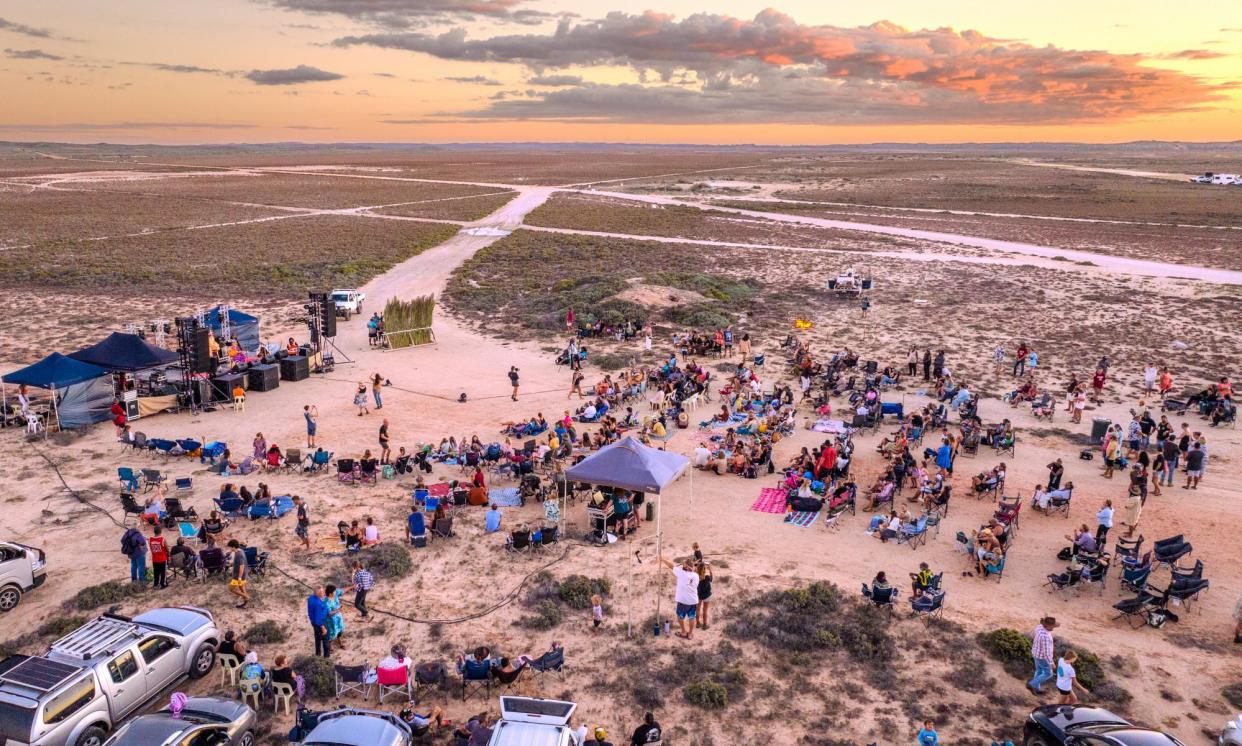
330,294,349,301
0,700,35,742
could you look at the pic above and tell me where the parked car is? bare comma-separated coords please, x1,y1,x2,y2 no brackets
102,697,256,746
1221,713,1242,746
0,607,221,746
0,540,47,612
1024,705,1184,746
329,290,366,319
487,696,578,746
299,708,411,746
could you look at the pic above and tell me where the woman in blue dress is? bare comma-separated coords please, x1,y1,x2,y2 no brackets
324,583,346,644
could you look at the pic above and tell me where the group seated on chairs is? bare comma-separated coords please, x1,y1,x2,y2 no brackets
970,464,1006,501
861,571,899,615
1031,482,1075,516
501,413,549,438
1004,377,1040,406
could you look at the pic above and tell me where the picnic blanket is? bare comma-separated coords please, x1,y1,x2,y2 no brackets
489,487,522,507
811,418,848,434
784,511,818,528
178,521,197,540
751,487,787,514
315,535,346,555
428,482,452,498
699,413,747,430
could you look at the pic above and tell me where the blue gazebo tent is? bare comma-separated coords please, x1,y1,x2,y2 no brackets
2,353,114,429
204,307,261,354
68,332,179,372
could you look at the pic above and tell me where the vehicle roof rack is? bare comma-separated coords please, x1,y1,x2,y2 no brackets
0,657,81,694
49,616,143,661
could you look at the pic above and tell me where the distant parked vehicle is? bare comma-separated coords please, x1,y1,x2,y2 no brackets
329,290,366,319
1210,173,1240,185
102,697,256,746
0,540,46,612
1024,704,1184,746
0,607,220,746
827,268,873,296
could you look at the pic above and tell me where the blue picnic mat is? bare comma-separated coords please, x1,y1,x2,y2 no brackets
489,487,522,507
784,511,818,528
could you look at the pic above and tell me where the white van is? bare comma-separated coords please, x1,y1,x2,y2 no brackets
1210,173,1239,185
487,697,578,746
0,541,46,612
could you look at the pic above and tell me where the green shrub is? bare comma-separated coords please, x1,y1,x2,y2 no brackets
520,600,564,630
978,628,1030,663
73,581,145,611
558,575,611,610
664,303,734,329
1223,682,1242,710
683,679,728,709
724,581,894,664
292,655,336,698
350,543,412,580
38,615,88,638
245,620,288,645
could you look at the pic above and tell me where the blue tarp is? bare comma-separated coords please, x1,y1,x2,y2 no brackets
565,436,689,494
3,353,109,388
204,306,261,353
69,332,178,372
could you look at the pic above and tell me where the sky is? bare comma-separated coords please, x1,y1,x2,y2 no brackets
2,0,1240,145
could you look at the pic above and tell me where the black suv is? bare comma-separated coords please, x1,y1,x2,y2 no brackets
1025,705,1184,746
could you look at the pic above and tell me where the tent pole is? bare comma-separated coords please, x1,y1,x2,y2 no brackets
654,487,662,631
47,384,56,439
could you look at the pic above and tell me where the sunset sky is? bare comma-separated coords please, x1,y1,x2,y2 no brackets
2,0,1239,144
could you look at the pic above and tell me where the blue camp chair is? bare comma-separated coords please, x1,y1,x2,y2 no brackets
117,467,140,492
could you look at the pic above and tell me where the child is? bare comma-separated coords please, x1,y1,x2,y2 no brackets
917,720,938,746
591,594,603,632
1056,650,1088,704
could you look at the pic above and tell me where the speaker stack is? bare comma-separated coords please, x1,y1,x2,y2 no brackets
320,299,337,338
248,364,280,392
175,317,213,374
281,355,310,382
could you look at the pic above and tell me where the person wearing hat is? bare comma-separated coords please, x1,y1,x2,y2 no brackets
591,726,614,746
1028,616,1057,694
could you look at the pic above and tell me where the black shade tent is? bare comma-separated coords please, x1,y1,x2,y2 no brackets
1,352,113,430
68,332,179,372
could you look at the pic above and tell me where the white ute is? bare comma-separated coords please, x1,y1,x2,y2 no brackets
329,290,366,319
487,697,579,746
0,608,220,746
0,541,46,613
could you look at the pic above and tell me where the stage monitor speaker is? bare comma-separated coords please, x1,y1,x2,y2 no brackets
861,279,873,290
320,300,337,338
281,355,310,382
248,364,280,392
185,327,212,374
124,399,140,419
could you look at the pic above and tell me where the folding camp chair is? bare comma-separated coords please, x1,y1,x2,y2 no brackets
528,644,567,682
897,516,929,549
334,664,372,701
375,665,412,704
283,448,303,473
118,467,141,492
141,468,167,492
337,459,356,484
243,546,269,576
306,450,333,474
861,583,898,619
506,530,533,555
357,460,378,485
214,496,245,517
910,590,944,624
460,662,492,699
413,661,448,700
119,492,145,525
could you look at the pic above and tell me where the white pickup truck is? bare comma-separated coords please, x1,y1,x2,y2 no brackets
0,608,220,746
0,541,46,613
329,290,366,320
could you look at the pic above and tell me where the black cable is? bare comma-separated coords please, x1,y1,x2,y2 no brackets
27,442,125,529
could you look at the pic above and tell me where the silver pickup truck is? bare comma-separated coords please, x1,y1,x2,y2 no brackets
0,541,47,613
0,607,220,746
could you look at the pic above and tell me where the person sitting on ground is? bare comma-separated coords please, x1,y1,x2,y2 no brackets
399,703,447,736
362,516,380,546
345,520,363,552
485,503,502,533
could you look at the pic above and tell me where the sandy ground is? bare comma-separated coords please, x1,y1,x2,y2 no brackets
0,154,1240,744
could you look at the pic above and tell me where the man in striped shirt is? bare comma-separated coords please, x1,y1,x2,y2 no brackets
351,561,375,620
1028,616,1057,694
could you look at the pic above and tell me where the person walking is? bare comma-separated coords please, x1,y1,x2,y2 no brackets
308,586,330,657
1056,651,1088,705
121,525,147,586
1184,442,1205,489
1046,459,1064,491
379,419,391,465
351,560,374,621
1013,342,1029,377
293,496,311,551
227,539,249,609
508,366,520,401
353,384,370,416
303,405,318,448
1027,616,1057,695
371,373,384,410
659,555,699,640
149,524,168,590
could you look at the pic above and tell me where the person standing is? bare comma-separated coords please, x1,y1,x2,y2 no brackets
630,713,662,746
1027,616,1057,695
307,586,330,657
1046,459,1064,492
1143,363,1158,397
1091,367,1107,404
121,525,147,586
696,561,714,630
371,373,384,410
353,384,370,416
379,419,391,465
1095,499,1113,545
1122,488,1142,537
1056,651,1088,705
569,369,585,399
922,349,932,381
508,366,520,401
1013,342,1029,377
149,524,168,590
1184,442,1205,489
227,539,249,609
908,347,919,378
304,405,318,448
351,561,374,621
916,720,938,746
933,350,945,379
293,496,311,551
992,344,1005,376
659,555,699,640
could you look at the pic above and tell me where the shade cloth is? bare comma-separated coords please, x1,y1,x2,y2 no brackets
565,436,689,494
69,332,178,372
3,352,110,388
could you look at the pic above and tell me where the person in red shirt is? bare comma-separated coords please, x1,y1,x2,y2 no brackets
815,444,837,481
110,399,127,436
1013,343,1029,377
1091,368,1107,404
149,524,169,589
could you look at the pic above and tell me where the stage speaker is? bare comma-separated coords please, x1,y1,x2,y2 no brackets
281,355,310,382
124,399,140,419
248,364,280,392
211,372,247,402
320,300,337,338
180,326,212,374
861,279,873,290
